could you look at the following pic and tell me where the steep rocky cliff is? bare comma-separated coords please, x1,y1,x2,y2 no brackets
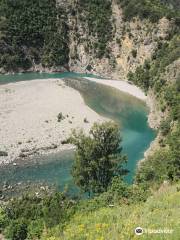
0,1,179,168
0,0,178,79
0,3,179,239
57,0,176,79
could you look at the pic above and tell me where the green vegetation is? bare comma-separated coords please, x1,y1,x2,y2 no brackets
0,207,6,231
0,123,148,239
131,49,137,58
57,112,65,122
0,0,69,71
1,182,179,239
54,182,180,240
128,34,180,186
0,0,113,72
1,120,179,239
162,0,180,10
70,122,127,195
0,1,179,239
78,0,113,58
1,0,178,72
5,220,28,240
117,0,179,22
1,192,76,240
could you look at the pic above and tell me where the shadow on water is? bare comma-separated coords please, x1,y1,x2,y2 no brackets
65,79,156,183
0,73,156,193
0,72,100,85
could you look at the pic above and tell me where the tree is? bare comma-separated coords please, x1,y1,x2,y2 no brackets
5,220,27,240
27,219,44,240
0,208,6,231
70,121,127,196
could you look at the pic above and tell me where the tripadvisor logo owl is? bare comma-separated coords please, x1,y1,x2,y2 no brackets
135,227,143,235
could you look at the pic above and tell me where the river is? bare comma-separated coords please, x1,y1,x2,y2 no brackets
0,72,156,193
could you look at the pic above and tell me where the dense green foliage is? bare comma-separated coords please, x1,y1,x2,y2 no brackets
78,0,113,58
136,142,179,185
128,34,180,185
1,192,76,240
0,176,150,239
70,122,127,195
1,182,179,239
0,0,113,72
117,0,179,22
0,1,179,239
53,182,180,240
161,0,180,10
0,0,69,71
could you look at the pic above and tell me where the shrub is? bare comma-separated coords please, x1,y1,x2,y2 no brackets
131,49,137,58
0,208,6,231
4,220,28,240
27,219,44,239
57,112,65,122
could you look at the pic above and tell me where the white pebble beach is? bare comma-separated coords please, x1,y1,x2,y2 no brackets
0,79,105,165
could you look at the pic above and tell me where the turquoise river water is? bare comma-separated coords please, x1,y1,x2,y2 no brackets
0,72,156,191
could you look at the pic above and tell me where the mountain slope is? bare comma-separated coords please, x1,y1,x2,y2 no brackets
0,1,179,239
40,182,180,240
0,0,179,78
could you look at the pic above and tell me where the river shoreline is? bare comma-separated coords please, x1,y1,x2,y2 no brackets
84,77,160,129
0,72,158,168
85,77,147,100
0,78,105,165
84,76,160,161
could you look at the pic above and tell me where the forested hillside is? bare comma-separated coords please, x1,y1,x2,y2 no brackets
128,35,180,186
0,0,69,71
161,0,180,10
0,0,179,239
0,0,179,75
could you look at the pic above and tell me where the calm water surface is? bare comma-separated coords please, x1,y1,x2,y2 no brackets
0,72,156,191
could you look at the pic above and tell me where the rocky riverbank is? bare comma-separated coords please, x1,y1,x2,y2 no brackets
0,79,105,165
0,74,158,167
84,75,162,160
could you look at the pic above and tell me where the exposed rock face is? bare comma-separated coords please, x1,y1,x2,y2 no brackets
163,59,180,84
0,0,175,79
143,56,180,159
57,1,174,79
147,59,180,129
147,90,164,129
